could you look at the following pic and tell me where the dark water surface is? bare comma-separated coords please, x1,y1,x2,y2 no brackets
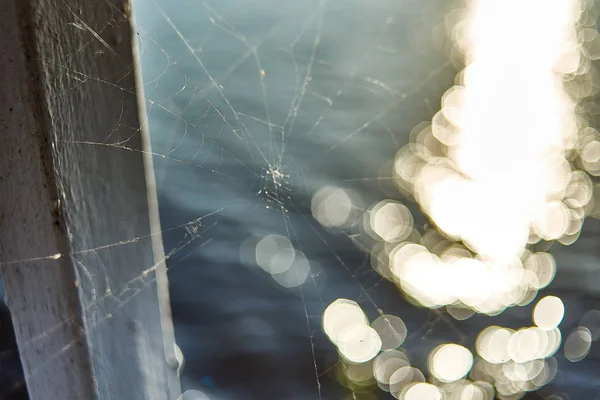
132,1,600,399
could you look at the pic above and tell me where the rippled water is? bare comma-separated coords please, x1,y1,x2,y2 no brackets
132,1,600,399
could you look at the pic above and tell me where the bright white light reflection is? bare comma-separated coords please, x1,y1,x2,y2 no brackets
458,383,486,400
322,299,383,363
373,350,410,386
507,327,548,363
321,0,596,397
428,343,474,382
523,252,556,290
371,314,407,350
476,326,513,364
368,200,413,242
476,323,562,368
255,234,293,274
384,0,590,314
311,185,354,228
446,304,475,321
400,382,443,400
250,234,312,288
271,250,310,288
388,366,415,395
323,299,368,344
533,296,565,330
337,325,383,363
389,243,538,312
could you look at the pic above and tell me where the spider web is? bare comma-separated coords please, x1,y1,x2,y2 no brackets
1,0,600,399
130,0,463,398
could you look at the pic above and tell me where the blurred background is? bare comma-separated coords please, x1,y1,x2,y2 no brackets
4,0,600,399
132,0,600,398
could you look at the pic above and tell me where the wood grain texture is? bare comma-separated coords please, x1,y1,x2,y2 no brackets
0,0,181,399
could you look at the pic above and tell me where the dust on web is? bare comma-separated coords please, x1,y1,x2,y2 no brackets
0,0,517,397
5,0,600,399
129,0,461,399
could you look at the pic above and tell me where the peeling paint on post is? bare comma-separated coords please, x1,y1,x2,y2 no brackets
0,0,181,399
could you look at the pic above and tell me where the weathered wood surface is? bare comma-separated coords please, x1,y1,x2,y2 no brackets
0,0,181,399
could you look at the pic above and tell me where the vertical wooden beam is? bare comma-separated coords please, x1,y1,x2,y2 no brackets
0,0,181,399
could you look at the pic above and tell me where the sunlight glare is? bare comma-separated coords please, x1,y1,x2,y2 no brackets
428,343,474,382
337,325,383,364
255,234,294,274
371,314,408,350
368,200,414,242
323,299,369,344
311,185,355,228
400,382,443,400
533,296,565,330
384,0,591,316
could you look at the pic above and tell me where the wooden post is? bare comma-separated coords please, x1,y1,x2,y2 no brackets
0,0,181,399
